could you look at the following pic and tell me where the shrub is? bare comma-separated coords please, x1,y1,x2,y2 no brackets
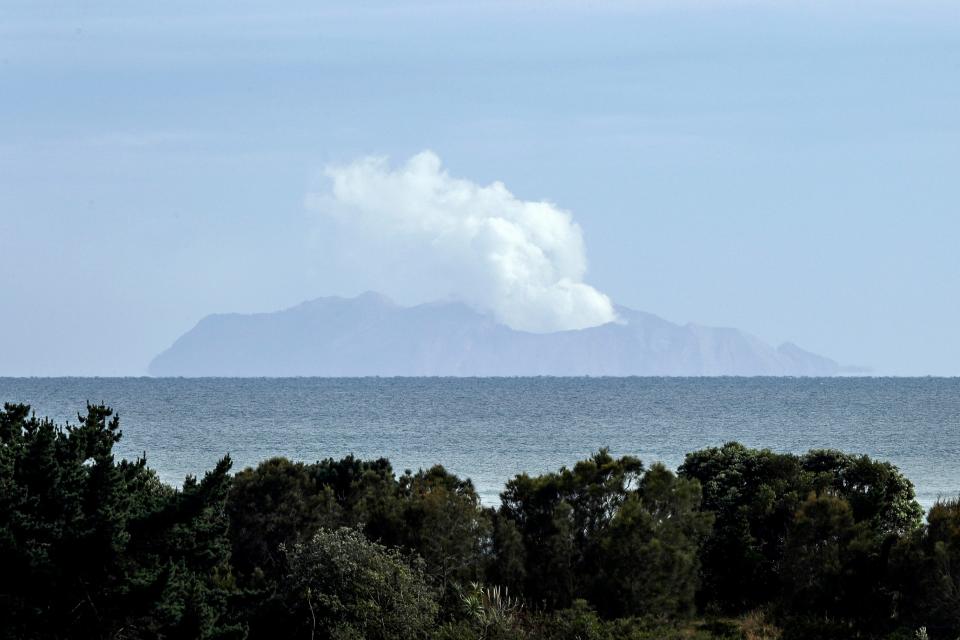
283,527,439,640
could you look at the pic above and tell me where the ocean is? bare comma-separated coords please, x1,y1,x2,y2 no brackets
1,377,957,508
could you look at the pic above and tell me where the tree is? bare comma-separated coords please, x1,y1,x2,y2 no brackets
595,464,713,618
778,492,894,639
890,498,960,636
488,511,526,594
308,454,400,539
283,527,438,640
496,450,711,618
394,465,492,595
679,442,924,615
228,457,339,582
0,403,241,640
678,442,805,612
498,449,644,609
801,449,923,537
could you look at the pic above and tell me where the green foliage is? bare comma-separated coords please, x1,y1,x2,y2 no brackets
227,457,338,582
596,463,713,617
227,456,492,638
498,449,645,608
0,401,942,640
800,449,924,537
309,454,401,537
778,492,892,639
443,582,524,640
498,450,711,618
393,466,493,600
679,442,924,617
0,402,240,640
228,456,491,583
489,510,526,592
283,527,439,640
889,497,960,637
526,600,743,640
679,443,811,612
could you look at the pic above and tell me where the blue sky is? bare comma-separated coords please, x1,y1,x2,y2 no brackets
1,0,958,375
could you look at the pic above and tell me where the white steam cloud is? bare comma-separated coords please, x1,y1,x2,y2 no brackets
309,151,617,333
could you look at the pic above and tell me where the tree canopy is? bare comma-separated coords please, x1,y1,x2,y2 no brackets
0,403,952,640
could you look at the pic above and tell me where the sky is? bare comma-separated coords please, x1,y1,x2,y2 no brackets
1,0,958,376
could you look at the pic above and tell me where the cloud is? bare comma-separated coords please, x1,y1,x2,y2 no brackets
308,151,617,333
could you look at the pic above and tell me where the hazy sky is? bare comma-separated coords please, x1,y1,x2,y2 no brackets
2,0,958,375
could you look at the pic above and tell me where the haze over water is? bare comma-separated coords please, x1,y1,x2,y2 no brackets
2,377,957,508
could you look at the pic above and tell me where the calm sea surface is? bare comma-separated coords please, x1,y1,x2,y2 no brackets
1,377,957,508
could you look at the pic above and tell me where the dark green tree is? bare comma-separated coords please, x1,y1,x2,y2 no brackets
0,403,240,640
801,449,923,537
497,450,710,618
308,454,400,539
498,449,643,609
488,511,526,594
890,497,960,636
778,492,891,639
679,442,923,615
595,464,713,618
228,457,339,582
678,442,806,612
394,465,492,595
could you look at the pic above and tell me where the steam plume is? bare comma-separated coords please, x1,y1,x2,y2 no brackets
309,151,616,333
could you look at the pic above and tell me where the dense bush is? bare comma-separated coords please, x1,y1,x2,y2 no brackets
495,450,711,616
678,442,924,622
1,403,955,640
0,403,240,639
283,527,438,640
227,455,489,605
889,497,960,636
678,443,806,612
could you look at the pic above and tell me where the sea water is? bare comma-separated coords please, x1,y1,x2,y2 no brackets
1,377,957,508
